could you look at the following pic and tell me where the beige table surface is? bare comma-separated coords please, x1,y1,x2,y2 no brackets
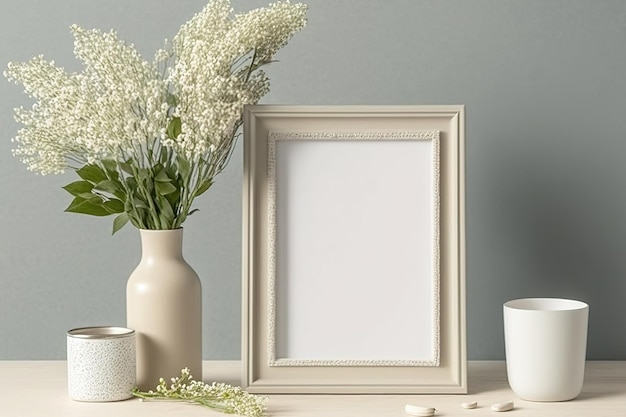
1,361,624,416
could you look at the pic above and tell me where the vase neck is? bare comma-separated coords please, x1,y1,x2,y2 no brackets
139,229,184,259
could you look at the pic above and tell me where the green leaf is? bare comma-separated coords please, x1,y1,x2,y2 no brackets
103,199,125,214
62,181,93,196
134,200,149,210
194,179,213,198
112,213,130,235
77,192,97,200
94,180,122,195
76,165,107,184
188,208,199,216
155,181,177,196
164,189,180,209
112,188,126,201
120,161,134,175
65,195,96,210
135,168,154,194
157,194,175,227
167,117,182,139
64,196,111,217
166,92,178,108
177,156,191,181
125,177,138,191
159,217,170,229
100,160,119,180
136,168,150,184
101,159,117,171
160,146,171,165
167,168,177,180
127,212,143,229
154,168,171,183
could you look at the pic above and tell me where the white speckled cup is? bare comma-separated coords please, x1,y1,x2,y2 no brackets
67,326,136,402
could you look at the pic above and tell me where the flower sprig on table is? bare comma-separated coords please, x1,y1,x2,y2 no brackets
4,0,307,233
133,368,268,417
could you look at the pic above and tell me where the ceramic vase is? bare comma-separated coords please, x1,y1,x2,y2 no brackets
127,228,202,390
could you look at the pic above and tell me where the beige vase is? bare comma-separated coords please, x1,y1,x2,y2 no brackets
126,228,202,390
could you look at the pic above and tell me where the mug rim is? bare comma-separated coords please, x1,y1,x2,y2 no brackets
504,297,588,312
67,326,135,339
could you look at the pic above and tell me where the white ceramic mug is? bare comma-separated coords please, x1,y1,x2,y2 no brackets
503,298,589,402
67,326,136,401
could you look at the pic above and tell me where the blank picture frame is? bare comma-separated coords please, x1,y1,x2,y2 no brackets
268,130,440,368
242,105,466,393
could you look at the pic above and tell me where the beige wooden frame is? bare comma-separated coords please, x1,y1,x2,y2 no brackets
242,105,466,394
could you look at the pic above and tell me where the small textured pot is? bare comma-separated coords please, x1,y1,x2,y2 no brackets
504,298,589,401
67,326,136,401
127,228,202,391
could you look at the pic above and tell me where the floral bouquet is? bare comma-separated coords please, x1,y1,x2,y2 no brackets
5,0,307,234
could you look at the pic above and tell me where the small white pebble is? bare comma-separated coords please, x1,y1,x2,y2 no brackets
491,401,514,412
405,404,436,416
461,401,477,409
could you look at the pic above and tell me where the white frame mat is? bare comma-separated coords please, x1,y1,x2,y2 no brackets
242,105,466,394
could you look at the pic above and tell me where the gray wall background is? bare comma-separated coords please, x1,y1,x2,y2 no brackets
1,0,626,360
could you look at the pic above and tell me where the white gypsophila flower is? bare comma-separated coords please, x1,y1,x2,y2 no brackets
6,57,78,174
229,1,308,62
5,0,306,232
134,368,268,417
70,25,168,160
166,0,306,159
5,26,169,174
